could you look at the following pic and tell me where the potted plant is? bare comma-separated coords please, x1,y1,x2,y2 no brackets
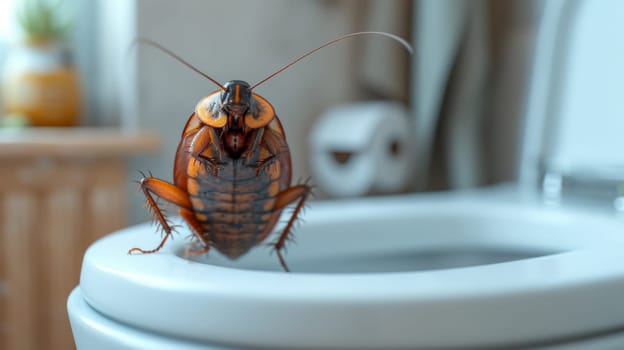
1,0,81,127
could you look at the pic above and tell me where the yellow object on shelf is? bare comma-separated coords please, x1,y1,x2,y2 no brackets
1,41,81,127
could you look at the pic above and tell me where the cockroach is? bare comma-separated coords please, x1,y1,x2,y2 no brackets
128,31,413,272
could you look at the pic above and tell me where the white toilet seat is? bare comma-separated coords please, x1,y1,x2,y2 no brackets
72,187,624,349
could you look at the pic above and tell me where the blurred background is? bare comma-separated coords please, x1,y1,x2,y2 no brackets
0,0,549,349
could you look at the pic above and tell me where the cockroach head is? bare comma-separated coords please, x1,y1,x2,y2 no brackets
221,80,252,110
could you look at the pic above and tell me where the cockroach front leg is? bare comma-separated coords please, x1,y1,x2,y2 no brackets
271,183,312,272
248,128,289,177
190,126,226,177
128,176,192,254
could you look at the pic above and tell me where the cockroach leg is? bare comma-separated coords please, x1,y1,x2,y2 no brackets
179,208,211,257
254,154,279,177
251,129,287,176
271,184,312,272
128,176,192,255
183,245,210,257
242,128,264,165
194,155,225,178
190,126,225,177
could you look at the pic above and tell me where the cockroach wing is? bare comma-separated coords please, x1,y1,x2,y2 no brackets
173,113,203,191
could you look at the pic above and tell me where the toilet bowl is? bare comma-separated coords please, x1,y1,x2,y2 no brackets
67,186,624,349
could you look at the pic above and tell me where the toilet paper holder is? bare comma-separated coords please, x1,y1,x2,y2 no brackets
310,101,414,197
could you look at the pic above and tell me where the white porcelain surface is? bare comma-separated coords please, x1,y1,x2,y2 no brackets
68,288,227,350
73,187,624,349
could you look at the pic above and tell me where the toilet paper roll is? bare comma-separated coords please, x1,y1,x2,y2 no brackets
310,101,413,197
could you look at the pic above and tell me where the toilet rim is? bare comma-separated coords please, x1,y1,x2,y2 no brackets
77,190,624,348
82,238,623,300
79,238,624,349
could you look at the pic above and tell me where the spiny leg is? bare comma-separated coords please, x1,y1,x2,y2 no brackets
128,176,192,254
271,183,312,272
179,208,212,257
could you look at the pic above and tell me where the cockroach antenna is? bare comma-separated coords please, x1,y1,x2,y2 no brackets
249,31,413,90
132,38,227,91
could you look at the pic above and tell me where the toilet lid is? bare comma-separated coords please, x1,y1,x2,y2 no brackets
79,190,624,349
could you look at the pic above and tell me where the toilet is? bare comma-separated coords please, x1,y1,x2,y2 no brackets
68,189,624,349
68,1,624,349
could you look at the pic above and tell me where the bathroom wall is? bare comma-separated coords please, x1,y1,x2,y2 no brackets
415,0,544,190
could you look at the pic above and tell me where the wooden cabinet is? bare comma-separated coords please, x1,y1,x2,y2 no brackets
0,128,159,350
